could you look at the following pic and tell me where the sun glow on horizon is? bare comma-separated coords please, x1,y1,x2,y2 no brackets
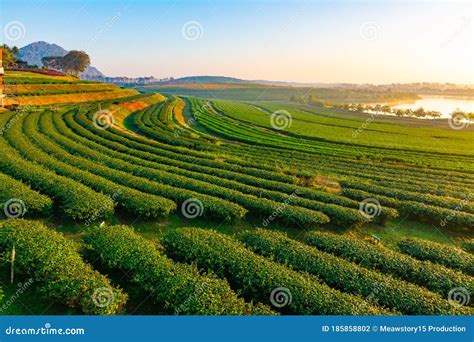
1,0,473,84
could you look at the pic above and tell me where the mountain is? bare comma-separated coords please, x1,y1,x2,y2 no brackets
82,65,104,78
18,41,67,67
18,41,104,78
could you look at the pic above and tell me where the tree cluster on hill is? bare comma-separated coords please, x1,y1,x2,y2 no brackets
42,50,90,76
290,90,419,106
1,44,20,65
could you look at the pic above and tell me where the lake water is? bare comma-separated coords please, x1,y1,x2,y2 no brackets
392,96,474,119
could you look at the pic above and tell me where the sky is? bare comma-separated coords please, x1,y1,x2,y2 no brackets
1,0,473,84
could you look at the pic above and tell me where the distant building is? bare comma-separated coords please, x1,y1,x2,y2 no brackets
11,59,28,68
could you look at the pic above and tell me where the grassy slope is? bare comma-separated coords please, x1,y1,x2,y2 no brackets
3,71,139,106
138,84,418,103
0,79,471,315
211,99,474,156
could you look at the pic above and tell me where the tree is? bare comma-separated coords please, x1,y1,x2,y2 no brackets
427,111,441,118
356,104,365,112
414,107,426,117
381,105,392,114
42,56,64,70
41,51,90,76
1,44,19,65
394,109,405,117
62,50,90,76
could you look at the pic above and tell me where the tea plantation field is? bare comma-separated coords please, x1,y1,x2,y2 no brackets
0,72,472,315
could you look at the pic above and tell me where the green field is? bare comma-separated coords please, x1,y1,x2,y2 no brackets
0,72,472,316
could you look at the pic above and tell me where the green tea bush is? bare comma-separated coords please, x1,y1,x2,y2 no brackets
305,231,474,301
398,238,474,276
0,173,52,218
84,225,273,315
239,229,467,315
0,219,127,314
162,228,388,315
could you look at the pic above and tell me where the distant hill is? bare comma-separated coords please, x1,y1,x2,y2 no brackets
18,41,104,79
156,75,336,88
166,76,252,85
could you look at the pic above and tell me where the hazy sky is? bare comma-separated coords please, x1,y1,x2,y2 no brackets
1,0,473,84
